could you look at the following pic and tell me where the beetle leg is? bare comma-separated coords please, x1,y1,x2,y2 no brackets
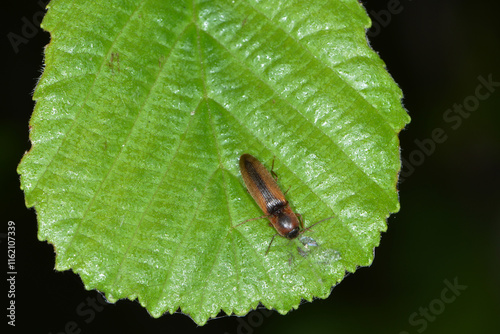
300,216,334,234
296,213,304,229
265,233,279,255
283,185,291,195
270,156,279,181
233,214,268,227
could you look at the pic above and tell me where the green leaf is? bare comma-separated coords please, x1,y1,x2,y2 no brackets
19,0,410,325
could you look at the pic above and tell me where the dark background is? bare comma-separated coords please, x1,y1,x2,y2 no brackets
3,0,499,333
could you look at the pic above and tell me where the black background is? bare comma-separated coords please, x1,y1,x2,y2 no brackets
3,1,499,333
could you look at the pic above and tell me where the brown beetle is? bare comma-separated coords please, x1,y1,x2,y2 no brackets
237,154,331,254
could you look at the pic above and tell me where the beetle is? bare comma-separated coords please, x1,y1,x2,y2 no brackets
236,153,332,254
